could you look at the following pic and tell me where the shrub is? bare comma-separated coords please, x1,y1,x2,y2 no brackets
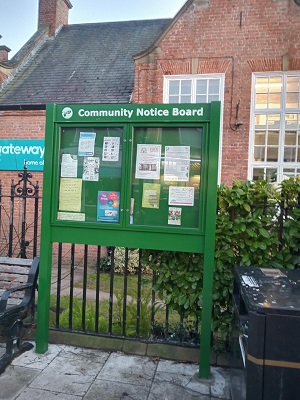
143,178,300,348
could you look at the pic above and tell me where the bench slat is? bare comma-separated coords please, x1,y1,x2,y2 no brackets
0,257,33,267
0,266,30,275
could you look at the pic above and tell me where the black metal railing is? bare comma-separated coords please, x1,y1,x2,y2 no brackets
0,165,40,259
50,242,199,346
0,168,299,348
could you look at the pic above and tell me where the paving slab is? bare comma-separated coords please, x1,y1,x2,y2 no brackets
16,387,82,400
96,352,157,387
85,380,149,400
0,344,231,400
0,366,40,400
27,346,109,397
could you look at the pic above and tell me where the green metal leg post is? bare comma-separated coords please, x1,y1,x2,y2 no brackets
199,248,215,377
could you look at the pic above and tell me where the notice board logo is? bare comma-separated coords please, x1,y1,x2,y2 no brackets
62,107,73,119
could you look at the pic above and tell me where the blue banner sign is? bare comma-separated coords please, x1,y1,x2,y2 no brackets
0,140,45,171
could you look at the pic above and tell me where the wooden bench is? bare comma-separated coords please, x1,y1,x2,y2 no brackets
0,257,39,372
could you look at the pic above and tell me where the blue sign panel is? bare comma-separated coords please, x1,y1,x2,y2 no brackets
0,140,45,171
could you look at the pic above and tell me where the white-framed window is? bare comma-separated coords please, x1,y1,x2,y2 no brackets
163,74,224,104
249,73,300,182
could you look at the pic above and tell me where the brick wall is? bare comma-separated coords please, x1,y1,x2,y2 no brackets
132,0,300,185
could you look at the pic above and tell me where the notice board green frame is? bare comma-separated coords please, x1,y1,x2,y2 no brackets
36,102,221,378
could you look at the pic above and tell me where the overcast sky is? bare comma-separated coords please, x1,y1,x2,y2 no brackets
0,0,187,57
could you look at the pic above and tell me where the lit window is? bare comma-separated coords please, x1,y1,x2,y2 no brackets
249,73,300,182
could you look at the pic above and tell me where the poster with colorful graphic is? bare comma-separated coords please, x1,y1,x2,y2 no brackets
168,207,182,225
97,191,120,222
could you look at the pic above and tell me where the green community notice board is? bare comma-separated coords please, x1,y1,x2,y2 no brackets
43,103,220,253
37,102,221,377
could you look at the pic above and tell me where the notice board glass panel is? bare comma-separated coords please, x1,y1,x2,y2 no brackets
130,126,202,229
57,126,123,223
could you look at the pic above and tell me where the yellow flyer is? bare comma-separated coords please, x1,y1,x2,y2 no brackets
142,183,161,209
59,178,82,212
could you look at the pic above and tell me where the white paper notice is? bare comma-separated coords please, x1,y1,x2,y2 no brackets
164,146,190,182
135,144,161,180
168,186,194,206
82,157,100,181
61,154,78,177
102,137,120,162
78,132,96,156
57,212,86,221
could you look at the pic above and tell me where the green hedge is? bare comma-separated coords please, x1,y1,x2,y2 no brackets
143,178,300,346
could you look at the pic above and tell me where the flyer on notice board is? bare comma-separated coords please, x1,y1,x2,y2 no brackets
82,157,100,181
135,144,161,180
168,186,194,206
164,146,190,182
102,137,120,162
142,183,161,209
78,132,96,156
61,154,78,178
168,207,182,225
97,191,120,222
59,178,82,212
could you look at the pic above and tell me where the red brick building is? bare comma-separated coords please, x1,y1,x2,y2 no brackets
0,0,300,186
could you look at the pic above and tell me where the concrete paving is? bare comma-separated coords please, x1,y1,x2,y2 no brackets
0,344,231,399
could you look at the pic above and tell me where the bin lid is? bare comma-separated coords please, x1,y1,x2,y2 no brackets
235,266,300,315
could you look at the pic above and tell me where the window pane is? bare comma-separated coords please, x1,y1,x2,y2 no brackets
267,131,279,145
208,94,219,102
181,95,192,103
284,147,296,162
253,168,264,180
255,93,268,109
286,92,299,108
256,77,269,93
208,79,220,95
169,95,180,104
196,80,207,95
196,95,207,103
287,76,299,92
254,131,266,145
285,114,298,129
254,146,265,161
269,93,281,108
169,81,180,95
266,147,278,162
181,80,192,95
269,77,282,92
255,114,267,128
297,148,300,163
265,168,277,182
268,114,281,129
285,131,297,146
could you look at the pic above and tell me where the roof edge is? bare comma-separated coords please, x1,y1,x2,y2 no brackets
0,104,46,111
0,24,50,69
133,0,194,61
64,0,73,9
